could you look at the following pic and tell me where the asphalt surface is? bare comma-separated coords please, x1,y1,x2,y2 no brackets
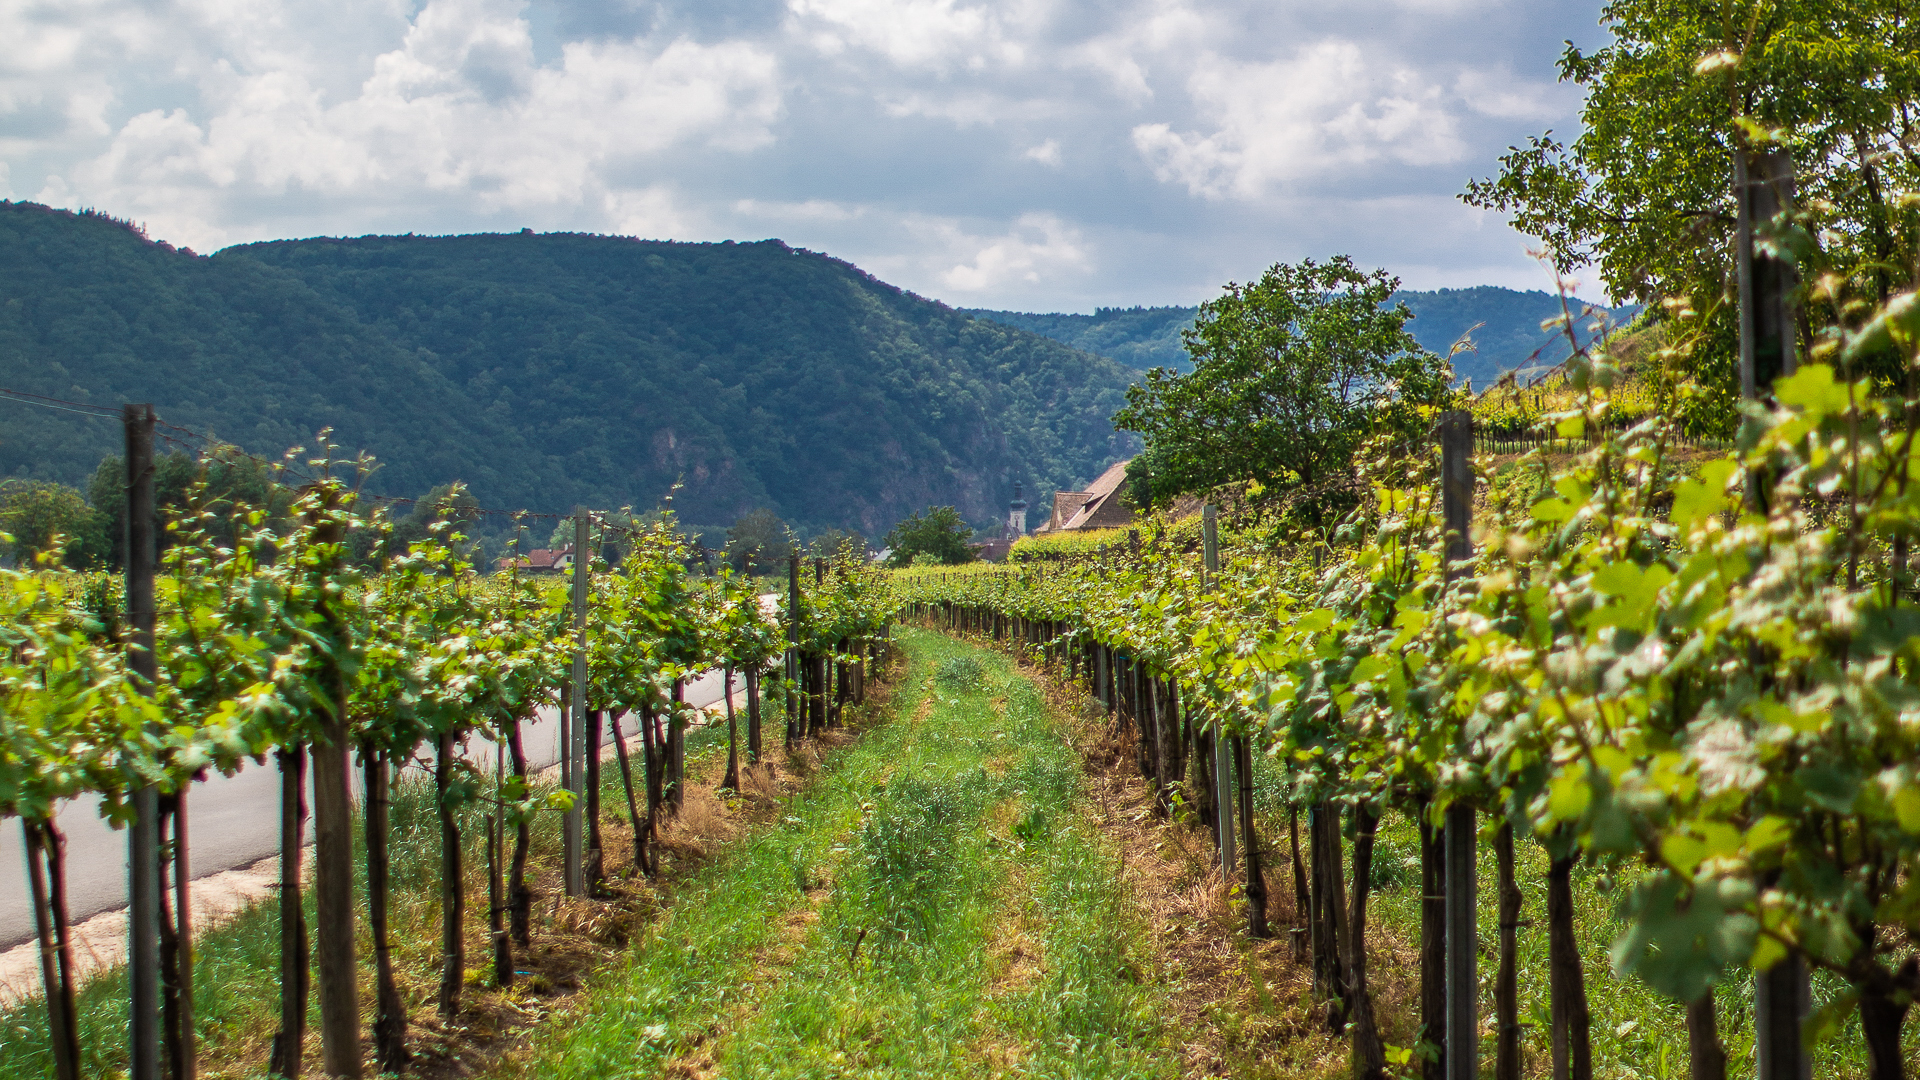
0,666,750,950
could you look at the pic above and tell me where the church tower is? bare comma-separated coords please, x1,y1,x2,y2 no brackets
1007,481,1028,539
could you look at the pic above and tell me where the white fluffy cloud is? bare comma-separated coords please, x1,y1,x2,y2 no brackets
1132,41,1467,200
0,0,1604,308
29,0,780,245
932,211,1090,292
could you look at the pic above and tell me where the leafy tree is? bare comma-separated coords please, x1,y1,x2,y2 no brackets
1461,0,1920,430
884,507,974,567
1112,256,1451,512
0,481,105,567
807,527,868,562
726,508,793,574
84,451,203,569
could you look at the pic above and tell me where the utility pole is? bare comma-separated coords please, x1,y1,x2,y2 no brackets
124,405,160,1080
1439,408,1477,1080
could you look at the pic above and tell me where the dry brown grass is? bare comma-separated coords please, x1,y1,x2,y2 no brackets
1011,649,1425,1080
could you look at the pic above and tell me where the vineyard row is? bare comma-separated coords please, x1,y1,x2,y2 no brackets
3,410,897,1080
889,307,1920,1080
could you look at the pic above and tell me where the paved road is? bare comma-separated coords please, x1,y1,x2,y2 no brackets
0,666,751,951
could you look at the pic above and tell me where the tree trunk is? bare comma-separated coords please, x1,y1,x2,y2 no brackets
1156,680,1182,808
835,639,850,723
746,668,763,764
24,819,80,1080
1688,995,1726,1080
585,709,604,890
506,722,533,946
668,680,687,812
855,643,866,704
1235,734,1270,939
269,745,309,1079
159,791,196,1080
609,709,649,877
1858,955,1914,1080
642,700,664,827
1191,726,1216,834
1289,806,1310,962
311,717,361,1078
1495,822,1522,1080
812,654,829,734
723,664,740,791
488,809,509,988
1347,803,1387,1079
1420,804,1447,1080
1548,850,1592,1080
784,652,798,748
364,752,408,1073
1143,673,1167,810
1314,801,1352,1032
437,731,465,1024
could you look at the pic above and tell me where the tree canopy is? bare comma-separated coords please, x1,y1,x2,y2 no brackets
884,507,975,567
1112,257,1451,512
1461,0,1920,431
725,508,793,574
0,481,100,567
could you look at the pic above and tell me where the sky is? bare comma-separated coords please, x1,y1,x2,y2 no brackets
0,0,1611,312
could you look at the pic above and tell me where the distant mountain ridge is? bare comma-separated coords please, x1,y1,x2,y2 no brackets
966,286,1628,387
0,202,1138,535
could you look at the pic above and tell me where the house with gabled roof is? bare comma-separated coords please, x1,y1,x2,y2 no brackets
494,544,574,574
1030,459,1136,534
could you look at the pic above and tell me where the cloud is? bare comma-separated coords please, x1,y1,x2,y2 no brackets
1132,40,1466,200
3,0,1607,309
1023,139,1062,166
32,0,781,248
603,186,698,239
785,0,1027,71
732,197,867,222
926,211,1090,293
1454,68,1577,121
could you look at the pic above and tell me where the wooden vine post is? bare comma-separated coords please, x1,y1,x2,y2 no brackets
1201,505,1235,874
565,508,588,897
124,403,162,1080
1737,145,1808,1080
307,490,360,1079
787,552,801,747
1439,407,1477,1080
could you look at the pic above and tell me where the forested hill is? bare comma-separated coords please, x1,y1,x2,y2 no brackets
0,202,1138,535
966,286,1627,387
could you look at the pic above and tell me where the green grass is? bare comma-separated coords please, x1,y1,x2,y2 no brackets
500,628,1177,1079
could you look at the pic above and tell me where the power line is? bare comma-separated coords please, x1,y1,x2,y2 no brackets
0,387,123,418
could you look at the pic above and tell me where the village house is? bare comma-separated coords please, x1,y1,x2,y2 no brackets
1029,459,1135,535
494,544,574,574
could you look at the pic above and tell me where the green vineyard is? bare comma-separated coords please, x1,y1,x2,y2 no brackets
893,301,1920,1077
0,423,895,1079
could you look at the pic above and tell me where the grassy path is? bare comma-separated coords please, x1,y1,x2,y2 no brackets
499,628,1178,1080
